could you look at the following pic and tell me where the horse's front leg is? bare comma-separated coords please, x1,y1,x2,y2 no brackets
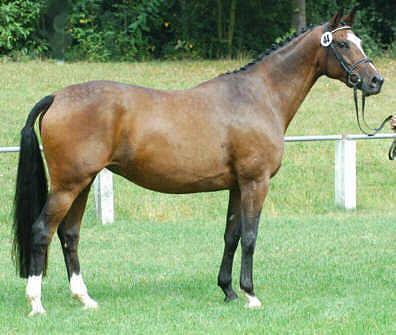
218,188,241,302
239,176,269,309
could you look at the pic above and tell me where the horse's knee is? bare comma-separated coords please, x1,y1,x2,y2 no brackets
224,232,239,253
241,232,256,255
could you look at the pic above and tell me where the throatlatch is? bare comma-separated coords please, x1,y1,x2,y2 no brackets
321,23,394,158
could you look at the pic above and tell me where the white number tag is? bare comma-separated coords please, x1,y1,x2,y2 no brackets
320,32,333,47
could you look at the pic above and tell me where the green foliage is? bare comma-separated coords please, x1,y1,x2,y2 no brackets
275,28,296,44
306,0,395,57
0,0,394,61
66,0,164,61
388,41,396,58
0,0,48,58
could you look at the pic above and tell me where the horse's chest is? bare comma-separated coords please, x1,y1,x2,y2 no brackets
232,135,284,180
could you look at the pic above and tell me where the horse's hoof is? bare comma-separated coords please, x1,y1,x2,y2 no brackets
28,307,46,317
27,297,46,317
224,293,238,303
82,298,99,310
244,293,262,309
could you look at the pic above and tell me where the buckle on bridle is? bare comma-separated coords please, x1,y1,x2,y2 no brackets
321,23,393,144
322,23,371,81
348,72,361,87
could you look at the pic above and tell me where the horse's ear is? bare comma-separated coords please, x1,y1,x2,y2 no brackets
329,7,344,27
343,6,359,26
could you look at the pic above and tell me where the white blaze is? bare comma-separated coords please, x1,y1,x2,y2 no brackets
347,32,377,71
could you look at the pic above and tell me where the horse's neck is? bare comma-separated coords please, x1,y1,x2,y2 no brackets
257,32,322,132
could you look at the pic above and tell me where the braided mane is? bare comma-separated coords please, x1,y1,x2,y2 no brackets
220,23,320,77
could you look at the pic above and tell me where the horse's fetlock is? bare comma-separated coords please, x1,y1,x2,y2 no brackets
240,280,254,295
218,275,231,289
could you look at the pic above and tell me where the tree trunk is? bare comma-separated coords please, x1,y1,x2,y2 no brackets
291,0,306,32
227,0,237,56
217,0,223,41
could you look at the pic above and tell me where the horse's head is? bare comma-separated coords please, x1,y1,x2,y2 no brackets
320,7,383,96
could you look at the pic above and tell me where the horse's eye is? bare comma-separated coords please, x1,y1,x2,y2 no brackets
337,41,348,48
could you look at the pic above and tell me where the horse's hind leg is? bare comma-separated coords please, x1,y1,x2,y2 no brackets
217,188,241,302
57,183,98,310
26,181,91,316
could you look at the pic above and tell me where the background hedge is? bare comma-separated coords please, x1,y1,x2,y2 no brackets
0,0,394,61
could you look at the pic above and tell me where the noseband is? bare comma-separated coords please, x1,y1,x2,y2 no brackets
322,23,371,88
321,23,394,158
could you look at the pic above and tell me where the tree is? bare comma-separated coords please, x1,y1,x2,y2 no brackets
216,0,237,57
292,0,306,31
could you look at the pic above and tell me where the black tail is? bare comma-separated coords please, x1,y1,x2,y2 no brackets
12,95,54,278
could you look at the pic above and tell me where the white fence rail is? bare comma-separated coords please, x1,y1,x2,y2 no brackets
285,133,396,210
2,133,396,224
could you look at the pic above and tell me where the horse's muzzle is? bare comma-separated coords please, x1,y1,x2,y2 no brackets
363,74,384,96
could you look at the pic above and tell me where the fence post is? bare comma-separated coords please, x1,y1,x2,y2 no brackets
334,139,356,209
93,169,114,224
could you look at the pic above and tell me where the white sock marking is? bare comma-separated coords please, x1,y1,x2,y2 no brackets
26,274,46,316
243,291,262,309
70,273,98,309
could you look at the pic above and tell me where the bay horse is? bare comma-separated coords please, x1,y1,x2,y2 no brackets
13,7,384,316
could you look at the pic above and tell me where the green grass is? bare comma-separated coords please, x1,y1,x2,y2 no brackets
0,59,395,334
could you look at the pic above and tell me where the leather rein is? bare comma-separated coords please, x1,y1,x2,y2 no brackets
322,24,395,159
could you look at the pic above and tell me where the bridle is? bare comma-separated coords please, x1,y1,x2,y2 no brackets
323,24,371,88
322,23,395,158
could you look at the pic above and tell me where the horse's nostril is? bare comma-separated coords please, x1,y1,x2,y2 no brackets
370,75,384,89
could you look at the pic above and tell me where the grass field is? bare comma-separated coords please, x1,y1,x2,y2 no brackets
0,58,395,334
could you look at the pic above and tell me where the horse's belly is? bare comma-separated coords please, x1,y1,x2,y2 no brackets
110,159,235,194
109,140,235,193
